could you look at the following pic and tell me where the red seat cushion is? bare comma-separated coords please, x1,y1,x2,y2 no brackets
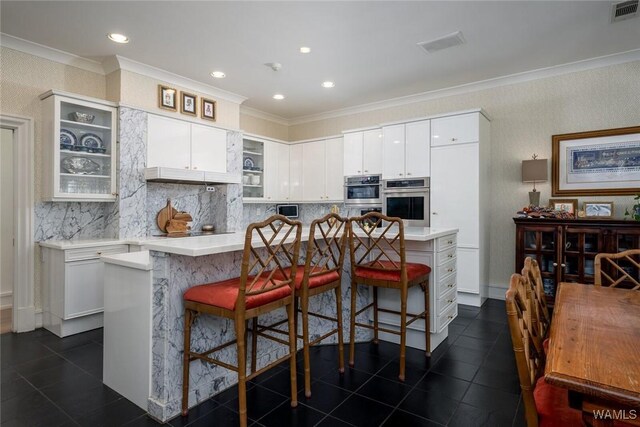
183,275,291,311
355,260,431,282
274,266,341,290
534,377,583,427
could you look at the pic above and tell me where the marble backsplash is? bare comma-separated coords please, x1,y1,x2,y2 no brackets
242,203,363,227
34,202,115,241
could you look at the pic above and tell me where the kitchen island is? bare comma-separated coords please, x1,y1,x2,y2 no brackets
101,226,458,422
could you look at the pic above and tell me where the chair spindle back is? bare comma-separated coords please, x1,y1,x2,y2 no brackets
303,213,348,286
594,249,640,290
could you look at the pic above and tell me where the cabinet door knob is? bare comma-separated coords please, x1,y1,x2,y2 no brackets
447,299,453,304
358,170,361,173
433,212,438,215
399,173,403,176
447,240,453,244
447,254,453,258
185,166,189,169
407,172,412,176
364,170,368,173
451,138,457,142
561,263,566,268
448,284,454,288
448,315,454,319
553,262,558,267
97,252,102,255
267,197,271,200
111,192,119,196
447,268,454,272
193,166,198,170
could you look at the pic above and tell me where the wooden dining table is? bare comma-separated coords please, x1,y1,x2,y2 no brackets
545,282,640,426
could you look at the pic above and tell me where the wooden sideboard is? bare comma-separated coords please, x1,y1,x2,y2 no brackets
513,218,640,305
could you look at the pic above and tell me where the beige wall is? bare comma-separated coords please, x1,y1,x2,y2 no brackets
289,60,640,291
118,70,240,129
240,112,289,141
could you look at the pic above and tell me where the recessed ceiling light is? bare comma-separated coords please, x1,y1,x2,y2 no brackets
107,33,129,44
299,46,311,54
321,81,335,88
210,71,226,78
273,94,285,100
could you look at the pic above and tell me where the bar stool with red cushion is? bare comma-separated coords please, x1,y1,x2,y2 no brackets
506,273,583,427
181,215,302,427
347,212,431,382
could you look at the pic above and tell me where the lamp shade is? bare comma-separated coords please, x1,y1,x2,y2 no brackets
522,159,548,182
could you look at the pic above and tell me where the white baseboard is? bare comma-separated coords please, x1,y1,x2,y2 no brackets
15,306,36,332
0,291,13,309
35,309,43,328
488,284,507,301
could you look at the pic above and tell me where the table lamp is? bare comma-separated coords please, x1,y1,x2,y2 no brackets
522,155,548,207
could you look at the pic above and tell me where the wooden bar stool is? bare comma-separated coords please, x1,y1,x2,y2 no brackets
181,215,302,427
347,212,431,382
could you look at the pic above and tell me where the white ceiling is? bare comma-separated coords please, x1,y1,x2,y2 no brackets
1,1,639,120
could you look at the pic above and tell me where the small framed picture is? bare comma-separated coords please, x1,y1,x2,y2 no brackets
181,92,197,116
549,199,578,216
201,98,216,121
583,201,614,218
158,85,177,111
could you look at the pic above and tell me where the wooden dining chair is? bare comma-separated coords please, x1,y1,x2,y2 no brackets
594,249,640,290
262,213,348,398
181,215,302,427
506,273,583,427
521,257,551,352
347,212,431,381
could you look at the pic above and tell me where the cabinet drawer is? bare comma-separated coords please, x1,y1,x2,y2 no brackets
437,273,457,299
437,235,457,252
436,302,458,332
436,287,457,315
65,245,129,262
431,113,479,147
437,258,456,279
437,246,456,266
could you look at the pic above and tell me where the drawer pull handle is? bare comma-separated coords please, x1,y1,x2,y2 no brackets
447,268,454,272
447,240,453,244
447,254,453,258
447,299,453,304
97,252,102,255
448,284,454,288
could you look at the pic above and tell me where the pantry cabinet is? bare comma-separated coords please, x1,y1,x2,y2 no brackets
343,129,382,176
382,120,430,179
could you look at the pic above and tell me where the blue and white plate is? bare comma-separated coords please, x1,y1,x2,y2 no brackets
60,129,77,150
243,157,255,169
80,133,104,153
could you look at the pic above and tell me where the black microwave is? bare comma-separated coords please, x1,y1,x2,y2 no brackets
277,204,299,219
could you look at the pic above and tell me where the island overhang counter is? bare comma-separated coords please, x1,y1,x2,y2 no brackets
101,226,459,422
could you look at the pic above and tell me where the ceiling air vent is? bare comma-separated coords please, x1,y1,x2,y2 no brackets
611,0,638,22
417,31,466,54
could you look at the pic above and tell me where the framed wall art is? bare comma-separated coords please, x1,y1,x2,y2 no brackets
181,92,197,116
201,98,216,121
583,201,614,218
552,126,640,196
549,198,578,216
158,85,177,111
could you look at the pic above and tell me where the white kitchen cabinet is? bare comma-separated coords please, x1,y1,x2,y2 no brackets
147,114,228,174
429,111,490,307
431,113,479,147
382,124,406,179
191,123,227,173
302,140,327,201
404,120,430,178
289,144,304,201
41,242,129,337
343,129,382,176
147,115,191,170
263,141,290,201
325,137,344,200
39,90,118,202
383,121,430,179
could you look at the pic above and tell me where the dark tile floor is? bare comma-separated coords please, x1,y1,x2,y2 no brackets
1,300,525,426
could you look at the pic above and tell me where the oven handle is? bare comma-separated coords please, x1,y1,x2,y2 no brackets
344,183,382,187
383,188,430,195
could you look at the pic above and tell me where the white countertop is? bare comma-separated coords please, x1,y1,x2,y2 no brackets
40,226,458,257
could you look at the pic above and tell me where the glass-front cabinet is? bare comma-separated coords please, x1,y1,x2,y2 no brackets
40,90,117,202
515,218,640,305
242,137,265,200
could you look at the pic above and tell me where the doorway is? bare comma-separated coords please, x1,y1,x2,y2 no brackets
1,127,14,333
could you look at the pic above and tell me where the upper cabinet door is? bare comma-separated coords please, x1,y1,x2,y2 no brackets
382,124,406,179
343,132,363,176
404,120,430,178
362,129,383,175
263,141,278,201
190,123,227,173
325,137,344,201
276,143,290,200
302,140,326,201
289,144,304,201
431,113,479,147
147,115,191,169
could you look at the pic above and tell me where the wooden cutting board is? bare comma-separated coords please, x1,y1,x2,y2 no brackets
156,199,178,233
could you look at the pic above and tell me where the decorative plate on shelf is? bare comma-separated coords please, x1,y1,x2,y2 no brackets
61,156,102,175
60,129,77,150
243,157,255,169
80,133,105,153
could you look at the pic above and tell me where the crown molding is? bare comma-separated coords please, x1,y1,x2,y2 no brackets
108,55,248,105
239,106,290,126
287,48,640,126
0,33,105,74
